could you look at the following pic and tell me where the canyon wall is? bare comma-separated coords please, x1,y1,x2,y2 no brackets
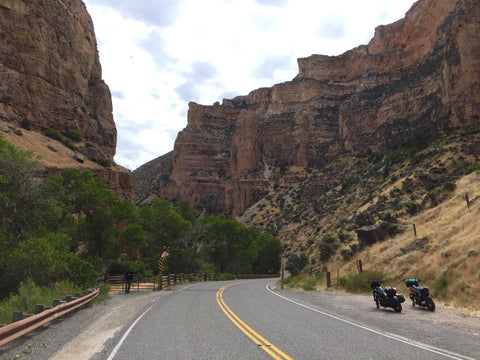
0,0,133,199
135,0,480,214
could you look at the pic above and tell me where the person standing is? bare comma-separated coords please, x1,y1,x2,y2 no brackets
124,270,134,293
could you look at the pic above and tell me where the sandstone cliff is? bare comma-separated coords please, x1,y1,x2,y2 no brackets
135,0,480,215
0,0,133,199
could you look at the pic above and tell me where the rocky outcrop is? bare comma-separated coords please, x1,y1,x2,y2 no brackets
136,0,480,215
134,151,173,205
0,0,134,199
0,0,116,163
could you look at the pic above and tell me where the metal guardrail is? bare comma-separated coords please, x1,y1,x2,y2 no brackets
0,288,99,347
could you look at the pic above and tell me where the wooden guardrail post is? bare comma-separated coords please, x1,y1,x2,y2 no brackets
326,272,331,287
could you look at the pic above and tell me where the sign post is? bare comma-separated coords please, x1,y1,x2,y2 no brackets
281,257,286,290
158,257,165,290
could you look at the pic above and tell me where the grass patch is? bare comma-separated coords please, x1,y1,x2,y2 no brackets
284,273,325,291
430,276,450,299
337,270,388,293
0,278,99,325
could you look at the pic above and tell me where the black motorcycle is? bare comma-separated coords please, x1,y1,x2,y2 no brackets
405,279,435,311
370,280,405,313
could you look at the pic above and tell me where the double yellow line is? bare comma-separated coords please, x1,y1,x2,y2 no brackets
216,282,293,360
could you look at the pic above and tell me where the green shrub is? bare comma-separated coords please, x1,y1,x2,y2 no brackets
403,200,420,215
66,129,83,141
61,137,76,150
104,158,114,168
45,128,64,141
21,118,32,130
286,253,308,276
318,234,339,261
431,276,450,298
0,279,83,324
217,273,235,280
340,248,354,260
93,282,111,305
463,163,480,175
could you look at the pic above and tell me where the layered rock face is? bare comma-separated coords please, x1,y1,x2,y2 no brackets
138,0,480,215
0,0,115,163
0,0,134,199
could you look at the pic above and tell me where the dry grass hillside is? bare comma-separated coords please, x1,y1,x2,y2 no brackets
0,120,109,170
239,128,480,312
334,172,480,312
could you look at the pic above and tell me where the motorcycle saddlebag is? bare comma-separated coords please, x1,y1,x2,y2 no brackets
405,279,419,287
396,294,406,303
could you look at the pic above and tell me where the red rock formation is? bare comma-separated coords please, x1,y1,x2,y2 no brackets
0,0,134,199
136,0,480,216
0,0,116,163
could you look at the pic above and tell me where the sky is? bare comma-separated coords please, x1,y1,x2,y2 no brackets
82,0,417,170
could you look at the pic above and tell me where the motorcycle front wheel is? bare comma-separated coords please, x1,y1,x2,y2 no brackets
393,303,402,313
426,299,435,311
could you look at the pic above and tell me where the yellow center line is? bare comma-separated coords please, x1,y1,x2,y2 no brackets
216,281,294,360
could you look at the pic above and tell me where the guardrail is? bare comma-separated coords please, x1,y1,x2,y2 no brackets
0,288,99,347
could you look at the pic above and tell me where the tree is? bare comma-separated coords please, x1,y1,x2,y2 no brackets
0,135,64,238
252,231,283,274
286,253,308,276
201,217,256,274
139,199,191,273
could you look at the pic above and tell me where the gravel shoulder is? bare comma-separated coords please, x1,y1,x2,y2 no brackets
0,290,172,360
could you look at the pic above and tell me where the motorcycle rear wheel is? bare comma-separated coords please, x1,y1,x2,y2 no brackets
375,298,380,309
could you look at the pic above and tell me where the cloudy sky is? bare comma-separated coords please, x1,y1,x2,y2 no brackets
82,0,417,170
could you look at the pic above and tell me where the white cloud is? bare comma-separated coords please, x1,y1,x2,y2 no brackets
83,0,416,170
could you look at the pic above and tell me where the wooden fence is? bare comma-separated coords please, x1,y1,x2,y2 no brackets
105,273,217,292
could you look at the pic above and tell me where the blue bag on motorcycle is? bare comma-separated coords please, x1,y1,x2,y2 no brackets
405,278,419,287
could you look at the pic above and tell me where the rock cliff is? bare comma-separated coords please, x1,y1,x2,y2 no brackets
135,0,480,215
0,0,133,199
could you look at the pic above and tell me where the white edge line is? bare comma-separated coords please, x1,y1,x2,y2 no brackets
106,284,202,359
106,301,157,360
266,283,475,360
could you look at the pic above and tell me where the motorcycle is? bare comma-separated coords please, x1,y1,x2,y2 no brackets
370,280,405,313
405,279,435,311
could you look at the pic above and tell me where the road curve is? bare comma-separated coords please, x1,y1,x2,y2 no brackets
101,279,479,360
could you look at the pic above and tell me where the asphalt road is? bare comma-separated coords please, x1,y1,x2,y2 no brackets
99,279,479,360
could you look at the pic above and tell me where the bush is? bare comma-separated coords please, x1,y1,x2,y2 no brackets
21,118,32,130
61,137,76,150
340,248,354,260
217,273,236,280
0,279,83,324
354,211,375,227
318,234,339,261
403,200,420,215
66,129,83,141
45,128,64,142
431,276,450,298
286,253,308,276
463,163,480,175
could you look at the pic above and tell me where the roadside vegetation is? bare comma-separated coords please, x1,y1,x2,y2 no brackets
0,134,283,324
